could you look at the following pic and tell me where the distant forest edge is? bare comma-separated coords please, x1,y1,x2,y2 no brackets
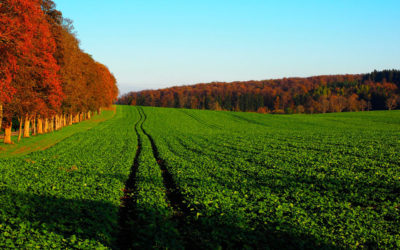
0,0,118,144
118,70,400,114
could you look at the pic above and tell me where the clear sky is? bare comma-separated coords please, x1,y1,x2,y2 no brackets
54,0,400,95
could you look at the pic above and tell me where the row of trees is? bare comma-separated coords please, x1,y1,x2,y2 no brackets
0,0,118,144
118,70,400,114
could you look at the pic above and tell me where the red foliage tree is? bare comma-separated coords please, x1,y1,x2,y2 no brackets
118,71,400,114
0,0,118,144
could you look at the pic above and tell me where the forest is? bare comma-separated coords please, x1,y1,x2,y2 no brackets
118,70,400,114
0,0,118,144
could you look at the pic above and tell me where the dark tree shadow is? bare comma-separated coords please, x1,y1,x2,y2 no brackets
0,186,341,249
0,187,119,248
180,216,339,250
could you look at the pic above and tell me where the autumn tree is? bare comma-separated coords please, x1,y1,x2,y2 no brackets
14,0,62,139
0,0,118,144
0,0,51,143
0,0,30,137
118,70,399,114
386,96,398,110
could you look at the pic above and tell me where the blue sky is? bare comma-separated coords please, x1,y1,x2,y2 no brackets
54,0,400,94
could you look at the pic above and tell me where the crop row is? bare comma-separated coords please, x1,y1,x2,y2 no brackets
0,106,138,248
1,105,399,248
142,107,400,248
127,107,181,248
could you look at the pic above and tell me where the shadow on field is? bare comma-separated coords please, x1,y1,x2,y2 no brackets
0,187,339,249
179,216,338,250
0,188,117,248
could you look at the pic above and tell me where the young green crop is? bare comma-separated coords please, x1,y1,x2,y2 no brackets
0,106,138,248
129,107,181,249
142,107,400,249
0,109,116,158
1,106,399,248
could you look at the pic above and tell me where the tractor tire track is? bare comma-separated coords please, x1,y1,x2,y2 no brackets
137,107,205,247
117,108,144,249
138,107,191,216
178,109,222,130
228,112,270,127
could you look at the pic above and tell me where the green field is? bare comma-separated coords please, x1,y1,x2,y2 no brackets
1,106,399,249
0,108,116,158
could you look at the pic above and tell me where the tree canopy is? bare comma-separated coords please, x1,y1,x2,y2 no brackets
118,70,400,114
0,0,118,143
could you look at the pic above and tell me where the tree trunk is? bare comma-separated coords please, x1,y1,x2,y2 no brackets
32,117,36,136
37,117,43,134
49,116,54,132
54,115,57,130
87,111,91,120
3,122,12,144
23,115,30,138
97,108,101,115
59,115,62,129
18,117,23,142
44,118,49,133
55,115,59,130
69,114,73,125
0,104,3,132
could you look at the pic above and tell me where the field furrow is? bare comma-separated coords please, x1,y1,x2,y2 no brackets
0,106,138,248
141,108,191,217
117,107,143,249
1,106,399,249
141,106,400,249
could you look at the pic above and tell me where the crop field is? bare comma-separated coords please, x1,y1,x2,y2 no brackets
0,108,116,158
1,106,400,249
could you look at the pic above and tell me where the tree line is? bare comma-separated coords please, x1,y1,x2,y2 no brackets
118,70,400,114
0,0,118,144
